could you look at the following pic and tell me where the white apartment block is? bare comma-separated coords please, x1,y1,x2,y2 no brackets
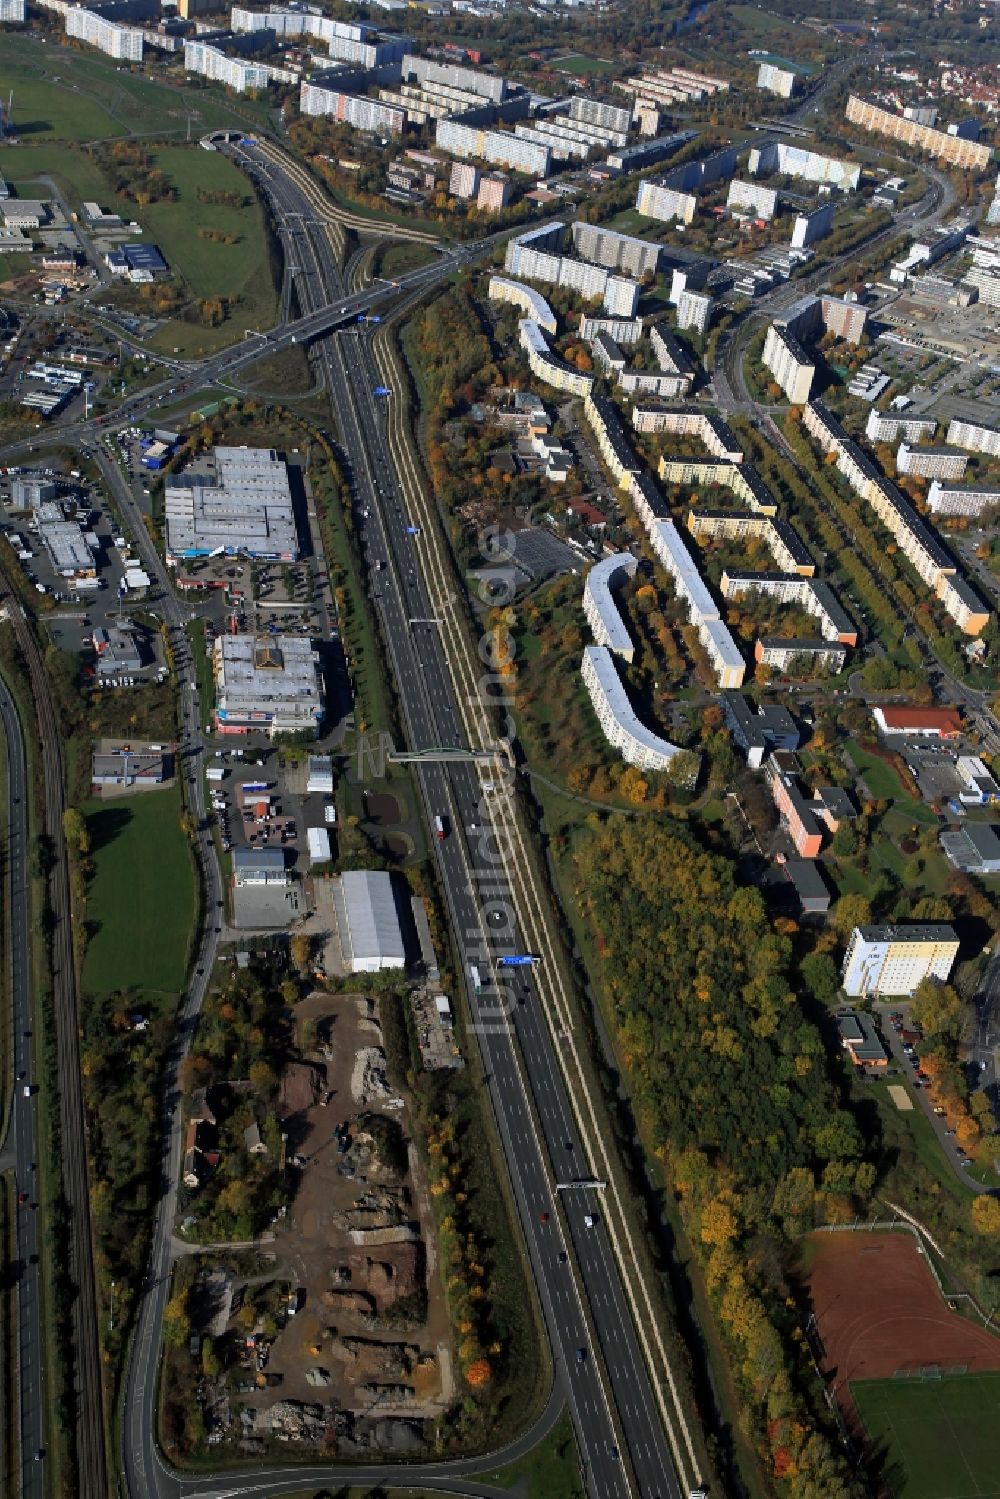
634,409,743,461
184,42,273,92
583,553,637,661
232,8,411,65
841,924,959,998
757,62,801,97
582,646,691,774
436,119,550,178
945,418,1000,458
936,575,990,635
570,221,661,279
635,179,697,225
791,202,835,249
568,95,631,135
896,443,968,481
964,267,1000,308
300,82,405,135
749,140,860,191
0,0,27,21
519,321,593,399
66,7,143,59
866,411,937,444
505,226,639,316
726,179,777,221
514,123,592,163
584,391,641,486
687,509,814,575
756,637,846,671
647,519,744,688
763,324,814,404
927,480,1000,517
720,572,856,643
657,454,777,512
449,161,479,199
618,370,691,399
579,315,643,345
488,276,558,335
676,289,712,334
804,401,989,636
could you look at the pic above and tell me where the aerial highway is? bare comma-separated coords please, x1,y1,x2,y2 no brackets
0,669,44,1499
0,217,519,468
217,138,694,1499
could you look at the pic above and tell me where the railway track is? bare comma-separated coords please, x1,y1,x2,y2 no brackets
1,593,107,1499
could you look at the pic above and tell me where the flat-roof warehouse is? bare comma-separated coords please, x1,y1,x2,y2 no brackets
334,870,407,973
164,446,299,563
213,633,324,737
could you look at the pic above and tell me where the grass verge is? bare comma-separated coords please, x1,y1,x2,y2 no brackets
478,1406,586,1496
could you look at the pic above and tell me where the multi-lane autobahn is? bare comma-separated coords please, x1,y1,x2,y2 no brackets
219,139,691,1499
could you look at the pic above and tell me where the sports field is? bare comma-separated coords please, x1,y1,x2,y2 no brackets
552,53,617,75
83,785,196,995
852,1372,1000,1499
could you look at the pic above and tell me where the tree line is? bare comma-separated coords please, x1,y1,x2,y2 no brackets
573,817,872,1497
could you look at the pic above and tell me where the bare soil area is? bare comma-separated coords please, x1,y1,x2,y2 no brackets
251,991,452,1420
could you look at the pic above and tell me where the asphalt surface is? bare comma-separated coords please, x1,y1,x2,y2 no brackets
234,141,685,1499
0,669,44,1497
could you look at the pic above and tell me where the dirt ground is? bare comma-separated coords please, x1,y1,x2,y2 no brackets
364,791,401,825
254,991,452,1419
806,1231,1000,1394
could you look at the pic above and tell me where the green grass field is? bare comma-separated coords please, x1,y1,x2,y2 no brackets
0,32,272,138
552,53,618,75
83,785,196,996
137,145,278,354
1,143,113,213
845,740,935,823
479,1407,585,1496
0,75,118,141
852,1373,1000,1499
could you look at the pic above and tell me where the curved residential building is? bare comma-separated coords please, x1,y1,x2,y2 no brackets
583,553,637,662
518,320,594,398
488,276,558,336
582,645,693,776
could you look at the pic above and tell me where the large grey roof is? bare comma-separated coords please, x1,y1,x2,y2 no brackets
340,870,405,966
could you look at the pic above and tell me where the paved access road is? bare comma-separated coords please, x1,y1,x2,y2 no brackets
0,669,45,1497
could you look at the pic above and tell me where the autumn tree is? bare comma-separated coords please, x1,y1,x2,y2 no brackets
831,893,872,941
971,1195,1000,1236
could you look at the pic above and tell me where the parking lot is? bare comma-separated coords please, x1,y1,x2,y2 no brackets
201,742,338,876
0,461,168,687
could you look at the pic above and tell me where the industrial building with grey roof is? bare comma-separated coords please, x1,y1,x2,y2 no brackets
334,870,407,973
164,445,299,563
213,634,324,737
